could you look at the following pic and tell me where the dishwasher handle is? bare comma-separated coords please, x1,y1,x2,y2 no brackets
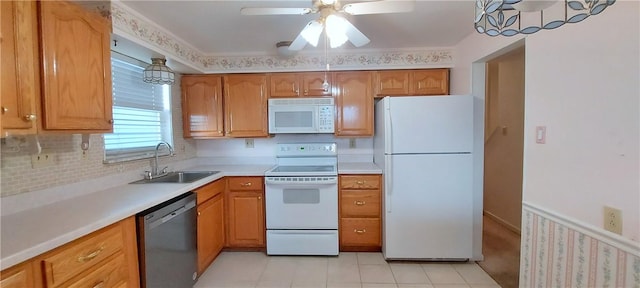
147,198,196,230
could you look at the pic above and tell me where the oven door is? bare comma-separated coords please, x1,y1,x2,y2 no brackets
265,176,338,229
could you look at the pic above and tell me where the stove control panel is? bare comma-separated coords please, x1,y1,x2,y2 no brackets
276,143,337,157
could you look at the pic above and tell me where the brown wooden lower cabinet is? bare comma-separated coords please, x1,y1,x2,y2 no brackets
226,177,265,248
196,179,225,275
0,217,140,288
339,174,382,251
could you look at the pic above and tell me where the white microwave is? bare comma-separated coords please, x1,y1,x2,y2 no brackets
268,98,335,134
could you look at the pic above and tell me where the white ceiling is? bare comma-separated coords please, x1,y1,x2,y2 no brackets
119,0,477,57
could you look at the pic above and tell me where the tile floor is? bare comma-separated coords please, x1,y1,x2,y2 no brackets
194,252,501,288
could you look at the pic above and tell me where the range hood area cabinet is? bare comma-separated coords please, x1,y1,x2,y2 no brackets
270,72,333,98
1,0,113,137
181,74,269,139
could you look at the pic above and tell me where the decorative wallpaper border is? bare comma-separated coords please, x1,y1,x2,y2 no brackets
110,1,454,73
521,202,640,288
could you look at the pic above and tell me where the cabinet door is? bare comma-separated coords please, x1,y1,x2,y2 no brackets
223,74,269,137
39,1,112,132
270,73,299,97
374,71,410,97
334,71,374,137
227,191,265,247
0,261,38,288
301,72,332,97
197,193,224,274
182,75,224,138
1,1,39,136
411,69,449,95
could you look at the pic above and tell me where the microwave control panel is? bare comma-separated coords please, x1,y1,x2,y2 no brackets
318,105,335,132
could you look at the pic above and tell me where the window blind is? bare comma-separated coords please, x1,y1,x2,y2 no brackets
104,53,173,163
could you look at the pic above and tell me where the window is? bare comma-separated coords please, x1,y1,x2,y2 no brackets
104,53,173,163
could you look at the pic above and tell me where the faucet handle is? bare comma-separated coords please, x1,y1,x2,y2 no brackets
161,166,169,174
143,170,152,179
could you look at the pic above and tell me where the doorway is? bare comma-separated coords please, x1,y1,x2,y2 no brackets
478,46,525,288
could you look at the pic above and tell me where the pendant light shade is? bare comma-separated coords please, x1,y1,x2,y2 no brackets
143,58,175,85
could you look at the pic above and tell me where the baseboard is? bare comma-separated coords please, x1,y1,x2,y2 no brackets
483,210,521,235
520,201,640,288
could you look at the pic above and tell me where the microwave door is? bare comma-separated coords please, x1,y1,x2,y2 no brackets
269,105,318,133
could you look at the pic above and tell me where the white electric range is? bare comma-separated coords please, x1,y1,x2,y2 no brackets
264,143,338,256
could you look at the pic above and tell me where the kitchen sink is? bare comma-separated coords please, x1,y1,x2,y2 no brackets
130,171,220,184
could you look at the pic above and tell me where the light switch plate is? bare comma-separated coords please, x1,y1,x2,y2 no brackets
535,126,546,144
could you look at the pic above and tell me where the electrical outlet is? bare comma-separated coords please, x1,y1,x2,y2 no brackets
31,151,55,168
604,206,622,235
349,138,356,149
245,139,255,148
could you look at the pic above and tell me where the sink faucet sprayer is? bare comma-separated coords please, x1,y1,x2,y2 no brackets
146,141,175,179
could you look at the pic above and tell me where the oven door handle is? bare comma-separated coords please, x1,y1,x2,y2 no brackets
265,178,337,185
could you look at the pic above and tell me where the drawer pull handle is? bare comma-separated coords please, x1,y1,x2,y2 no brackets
241,182,252,187
354,229,366,234
1,107,8,114
92,279,107,288
354,200,366,206
356,180,366,185
77,246,105,263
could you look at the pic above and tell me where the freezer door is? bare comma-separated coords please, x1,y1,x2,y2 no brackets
383,153,473,259
386,95,473,154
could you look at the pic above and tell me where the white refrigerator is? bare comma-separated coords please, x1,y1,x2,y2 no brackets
373,95,474,260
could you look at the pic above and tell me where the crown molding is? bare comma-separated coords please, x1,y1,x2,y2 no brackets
111,1,455,74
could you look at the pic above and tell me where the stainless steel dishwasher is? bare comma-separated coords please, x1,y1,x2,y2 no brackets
137,192,198,288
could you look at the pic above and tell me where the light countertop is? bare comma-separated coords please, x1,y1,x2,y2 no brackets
1,162,379,270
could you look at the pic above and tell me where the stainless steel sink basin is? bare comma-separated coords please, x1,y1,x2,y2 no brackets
130,171,220,184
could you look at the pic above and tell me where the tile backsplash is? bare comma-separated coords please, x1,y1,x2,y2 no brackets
0,76,197,197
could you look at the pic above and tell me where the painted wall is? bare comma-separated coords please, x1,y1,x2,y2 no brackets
483,48,525,231
0,75,198,197
453,0,639,244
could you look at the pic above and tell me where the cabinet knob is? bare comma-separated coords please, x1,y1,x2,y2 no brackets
304,89,308,94
197,211,201,216
258,196,262,200
1,107,8,114
23,114,36,121
354,229,366,234
107,119,114,124
241,182,252,187
354,200,366,206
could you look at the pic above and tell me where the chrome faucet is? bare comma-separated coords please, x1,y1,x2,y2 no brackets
148,141,174,179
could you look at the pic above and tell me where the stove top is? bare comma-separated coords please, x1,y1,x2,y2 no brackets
265,143,338,177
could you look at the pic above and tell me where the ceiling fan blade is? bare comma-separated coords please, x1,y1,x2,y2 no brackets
342,18,370,47
289,31,308,51
240,7,312,15
342,0,415,15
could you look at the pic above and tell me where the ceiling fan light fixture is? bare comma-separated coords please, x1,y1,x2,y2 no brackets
325,14,348,48
320,0,337,6
301,20,323,47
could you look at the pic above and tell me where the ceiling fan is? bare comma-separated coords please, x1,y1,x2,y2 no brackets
240,0,416,51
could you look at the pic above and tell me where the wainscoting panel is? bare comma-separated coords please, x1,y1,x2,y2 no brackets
521,202,640,288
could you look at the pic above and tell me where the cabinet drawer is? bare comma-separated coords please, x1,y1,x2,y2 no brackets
341,190,380,217
340,218,381,247
228,177,263,191
196,178,225,204
340,175,380,190
66,253,128,288
41,223,124,287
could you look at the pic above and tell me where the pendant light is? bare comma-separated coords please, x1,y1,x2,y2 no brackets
143,58,175,85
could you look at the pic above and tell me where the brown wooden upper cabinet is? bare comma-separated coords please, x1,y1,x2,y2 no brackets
270,72,332,98
334,71,374,137
1,1,40,137
223,74,269,138
374,69,449,97
182,75,224,138
39,1,113,132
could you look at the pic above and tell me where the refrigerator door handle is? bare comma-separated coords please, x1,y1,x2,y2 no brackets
386,156,392,213
386,105,393,154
